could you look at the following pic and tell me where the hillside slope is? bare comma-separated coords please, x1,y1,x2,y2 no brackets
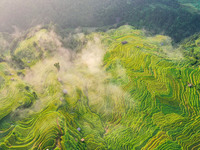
0,26,200,149
1,0,200,42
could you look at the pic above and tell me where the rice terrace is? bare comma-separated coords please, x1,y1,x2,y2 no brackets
1,0,200,149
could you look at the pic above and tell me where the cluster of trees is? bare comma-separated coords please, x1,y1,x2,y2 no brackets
96,0,200,42
1,0,200,42
179,0,200,10
181,33,200,66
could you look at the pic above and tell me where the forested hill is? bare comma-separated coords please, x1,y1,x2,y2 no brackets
1,0,200,42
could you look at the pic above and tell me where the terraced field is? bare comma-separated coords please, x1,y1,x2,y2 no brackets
0,25,200,149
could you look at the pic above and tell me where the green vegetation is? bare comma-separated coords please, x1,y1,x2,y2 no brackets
1,25,200,149
180,33,200,66
54,63,60,71
179,0,200,12
1,0,200,42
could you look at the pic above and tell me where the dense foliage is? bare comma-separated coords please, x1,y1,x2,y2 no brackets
1,0,200,42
